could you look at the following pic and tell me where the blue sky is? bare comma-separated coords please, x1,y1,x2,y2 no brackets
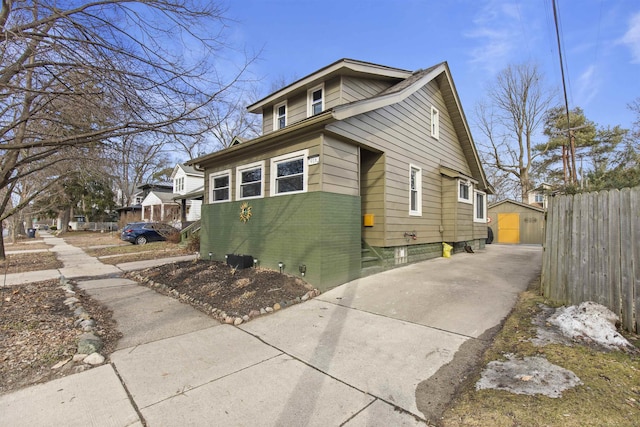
226,0,640,133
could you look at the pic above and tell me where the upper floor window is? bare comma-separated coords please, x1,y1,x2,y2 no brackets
174,176,184,193
474,190,486,222
271,150,308,196
210,170,230,203
535,193,545,203
236,161,264,200
458,179,472,203
274,102,287,130
409,164,422,216
308,84,324,116
431,106,440,139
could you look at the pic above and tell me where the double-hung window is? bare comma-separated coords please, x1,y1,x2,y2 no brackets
274,102,287,130
236,161,264,199
458,179,472,203
474,190,487,222
308,84,324,116
271,150,308,196
409,164,422,216
431,106,440,139
210,170,230,203
174,176,184,193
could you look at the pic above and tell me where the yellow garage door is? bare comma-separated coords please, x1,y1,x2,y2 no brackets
498,213,520,243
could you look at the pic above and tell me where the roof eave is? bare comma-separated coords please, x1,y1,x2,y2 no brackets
188,112,334,169
247,59,412,113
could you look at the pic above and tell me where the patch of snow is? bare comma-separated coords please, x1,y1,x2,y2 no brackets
548,302,633,350
476,355,582,398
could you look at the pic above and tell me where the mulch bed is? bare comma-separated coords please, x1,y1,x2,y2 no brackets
129,260,317,320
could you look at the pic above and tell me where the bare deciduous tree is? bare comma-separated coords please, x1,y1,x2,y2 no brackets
474,63,556,202
0,0,256,258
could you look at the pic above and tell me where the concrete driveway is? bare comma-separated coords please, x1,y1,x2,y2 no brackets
1,244,541,426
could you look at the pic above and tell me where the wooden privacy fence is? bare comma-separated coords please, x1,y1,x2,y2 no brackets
541,187,640,332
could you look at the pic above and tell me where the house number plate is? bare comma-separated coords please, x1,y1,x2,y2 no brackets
308,155,320,165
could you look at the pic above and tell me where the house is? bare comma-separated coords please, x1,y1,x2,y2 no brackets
116,183,165,225
139,182,180,224
171,163,204,226
526,183,552,209
488,199,546,245
189,59,493,291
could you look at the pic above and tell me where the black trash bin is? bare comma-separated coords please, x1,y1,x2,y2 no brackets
27,228,36,238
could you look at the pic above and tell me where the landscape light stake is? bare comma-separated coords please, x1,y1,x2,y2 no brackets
208,252,212,262
278,261,284,273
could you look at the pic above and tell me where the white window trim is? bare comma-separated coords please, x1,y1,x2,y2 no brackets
431,106,440,139
457,179,472,204
270,149,308,197
236,161,265,200
209,169,231,203
473,190,487,223
273,101,287,130
307,83,324,117
409,164,422,216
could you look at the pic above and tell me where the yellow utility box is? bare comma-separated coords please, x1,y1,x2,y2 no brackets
363,214,375,227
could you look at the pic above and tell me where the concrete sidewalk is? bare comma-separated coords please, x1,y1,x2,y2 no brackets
0,243,542,426
1,232,196,286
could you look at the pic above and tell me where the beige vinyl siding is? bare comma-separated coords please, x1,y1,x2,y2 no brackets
341,76,394,103
322,135,359,196
262,108,273,134
261,77,342,134
324,77,341,110
441,176,457,241
361,151,385,245
327,81,472,246
204,134,322,203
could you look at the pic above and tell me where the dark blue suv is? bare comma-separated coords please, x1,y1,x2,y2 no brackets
120,222,178,245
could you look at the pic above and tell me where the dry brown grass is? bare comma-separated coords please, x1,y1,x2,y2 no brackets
1,252,62,274
441,279,640,427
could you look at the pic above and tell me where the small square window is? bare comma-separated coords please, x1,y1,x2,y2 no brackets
431,106,440,139
236,162,264,200
210,171,230,203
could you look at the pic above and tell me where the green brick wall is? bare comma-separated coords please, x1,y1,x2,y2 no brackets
200,192,361,291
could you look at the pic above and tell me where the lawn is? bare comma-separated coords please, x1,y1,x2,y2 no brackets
441,279,640,427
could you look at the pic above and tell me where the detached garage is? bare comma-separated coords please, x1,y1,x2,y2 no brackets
488,200,546,245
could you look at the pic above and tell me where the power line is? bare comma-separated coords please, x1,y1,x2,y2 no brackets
552,0,576,184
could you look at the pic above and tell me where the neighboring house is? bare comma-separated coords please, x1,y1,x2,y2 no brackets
488,199,546,245
171,163,204,226
139,182,179,224
527,183,552,209
189,59,493,291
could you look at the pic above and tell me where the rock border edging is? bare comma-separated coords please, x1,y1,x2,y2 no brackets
54,276,106,372
127,270,321,325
